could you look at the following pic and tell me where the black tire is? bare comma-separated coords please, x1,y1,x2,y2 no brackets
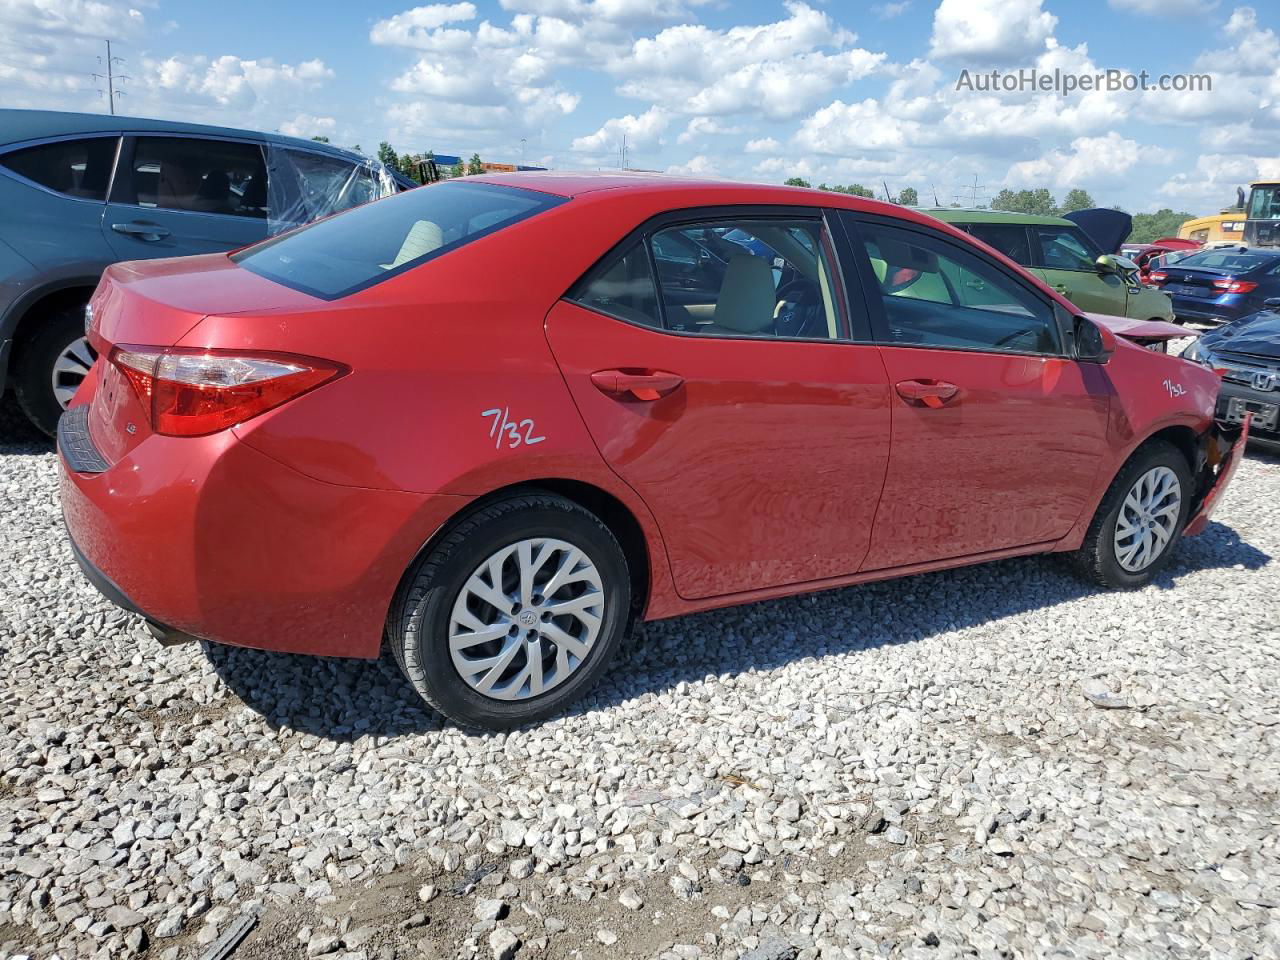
391,493,631,730
14,305,92,437
1071,440,1192,588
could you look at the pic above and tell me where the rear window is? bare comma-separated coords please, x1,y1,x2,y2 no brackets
0,136,118,201
1176,250,1280,272
233,181,565,299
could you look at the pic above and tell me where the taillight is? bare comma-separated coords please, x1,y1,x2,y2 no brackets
1148,271,1167,284
110,346,346,437
1212,277,1257,294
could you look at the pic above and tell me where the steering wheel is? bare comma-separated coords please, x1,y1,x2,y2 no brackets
774,278,823,337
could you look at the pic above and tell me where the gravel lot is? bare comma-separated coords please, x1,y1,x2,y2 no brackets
2,393,1278,960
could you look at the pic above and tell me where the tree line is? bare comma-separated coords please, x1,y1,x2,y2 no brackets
782,178,1195,245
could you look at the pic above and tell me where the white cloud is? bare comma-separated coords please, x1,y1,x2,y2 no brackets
929,0,1057,62
149,55,333,110
278,114,338,139
1110,0,1211,11
610,2,884,121
1159,153,1280,211
745,137,782,154
665,154,718,176
498,0,701,24
1005,132,1172,187
676,117,744,144
571,106,669,154
874,2,910,19
368,3,478,48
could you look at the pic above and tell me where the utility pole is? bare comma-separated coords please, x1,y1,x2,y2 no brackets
93,40,129,115
520,138,526,166
620,133,628,171
968,174,984,207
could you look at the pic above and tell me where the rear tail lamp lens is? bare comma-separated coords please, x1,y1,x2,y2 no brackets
1211,277,1258,294
1148,271,1167,284
110,346,346,437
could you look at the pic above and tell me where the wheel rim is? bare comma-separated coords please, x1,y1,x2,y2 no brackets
449,537,605,701
51,336,98,410
1114,465,1182,573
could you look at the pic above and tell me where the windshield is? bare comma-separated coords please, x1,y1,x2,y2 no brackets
234,181,565,299
1248,185,1280,221
1175,250,1280,272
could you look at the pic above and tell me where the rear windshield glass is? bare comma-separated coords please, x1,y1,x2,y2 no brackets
232,181,565,299
1176,250,1280,272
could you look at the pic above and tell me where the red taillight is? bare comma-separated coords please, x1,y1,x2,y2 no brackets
1212,277,1257,294
110,346,346,437
1148,271,1167,284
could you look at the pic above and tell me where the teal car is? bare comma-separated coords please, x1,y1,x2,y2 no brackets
923,209,1175,324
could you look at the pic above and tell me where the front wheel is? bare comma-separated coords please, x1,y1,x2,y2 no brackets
391,494,631,730
1072,440,1192,588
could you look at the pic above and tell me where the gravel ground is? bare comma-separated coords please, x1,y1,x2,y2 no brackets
2,393,1279,960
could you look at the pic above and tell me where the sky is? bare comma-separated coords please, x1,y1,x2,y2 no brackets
2,0,1279,214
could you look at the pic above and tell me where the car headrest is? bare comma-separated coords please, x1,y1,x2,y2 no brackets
714,256,776,333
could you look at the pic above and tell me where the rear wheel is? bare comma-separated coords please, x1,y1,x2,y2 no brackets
14,305,96,436
391,493,631,729
1072,440,1191,588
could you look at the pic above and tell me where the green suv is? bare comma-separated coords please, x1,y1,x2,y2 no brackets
924,209,1175,323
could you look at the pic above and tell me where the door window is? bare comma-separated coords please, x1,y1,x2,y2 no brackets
963,223,1031,264
0,137,118,201
114,137,268,218
1035,226,1101,271
649,219,844,340
857,221,1061,355
569,242,662,328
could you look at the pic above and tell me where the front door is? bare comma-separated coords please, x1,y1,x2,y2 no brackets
1030,223,1129,315
843,214,1110,570
102,135,269,260
547,211,891,600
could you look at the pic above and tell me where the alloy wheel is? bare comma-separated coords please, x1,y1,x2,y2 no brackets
1114,465,1182,573
51,336,97,410
448,537,605,701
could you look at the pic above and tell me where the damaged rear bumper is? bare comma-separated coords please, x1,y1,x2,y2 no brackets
1184,417,1249,537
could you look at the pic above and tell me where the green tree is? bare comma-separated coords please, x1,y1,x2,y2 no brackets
991,187,1057,216
450,161,465,178
897,186,919,206
821,183,875,198
466,153,484,176
784,176,811,187
1129,208,1196,244
1059,188,1096,213
351,144,362,154
377,141,399,170
310,135,330,143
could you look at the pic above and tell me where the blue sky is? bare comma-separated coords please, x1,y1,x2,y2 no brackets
3,0,1278,213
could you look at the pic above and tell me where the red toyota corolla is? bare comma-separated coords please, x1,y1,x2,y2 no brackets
59,174,1246,729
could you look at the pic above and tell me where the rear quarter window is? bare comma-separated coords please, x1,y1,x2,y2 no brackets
0,136,118,201
233,181,566,300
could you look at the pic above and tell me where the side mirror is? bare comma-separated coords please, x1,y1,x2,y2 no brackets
1075,315,1117,363
1095,254,1120,274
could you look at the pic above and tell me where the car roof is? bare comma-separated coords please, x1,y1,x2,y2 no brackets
0,108,365,162
919,207,1074,227
465,170,935,218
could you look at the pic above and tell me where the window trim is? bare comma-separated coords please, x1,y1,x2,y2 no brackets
841,212,1071,359
564,203,870,344
0,133,123,205
107,134,272,222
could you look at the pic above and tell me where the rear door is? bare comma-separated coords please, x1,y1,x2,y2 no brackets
841,213,1110,570
1029,224,1129,315
546,208,891,600
102,135,269,259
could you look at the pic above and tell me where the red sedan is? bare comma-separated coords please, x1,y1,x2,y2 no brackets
59,174,1245,729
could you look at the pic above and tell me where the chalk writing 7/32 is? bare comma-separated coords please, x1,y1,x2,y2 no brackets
482,407,546,450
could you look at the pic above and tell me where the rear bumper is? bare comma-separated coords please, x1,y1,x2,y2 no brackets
1184,418,1248,537
58,406,470,659
1171,297,1249,326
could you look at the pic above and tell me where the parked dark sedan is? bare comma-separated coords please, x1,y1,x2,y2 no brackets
1149,247,1280,326
1184,301,1280,450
